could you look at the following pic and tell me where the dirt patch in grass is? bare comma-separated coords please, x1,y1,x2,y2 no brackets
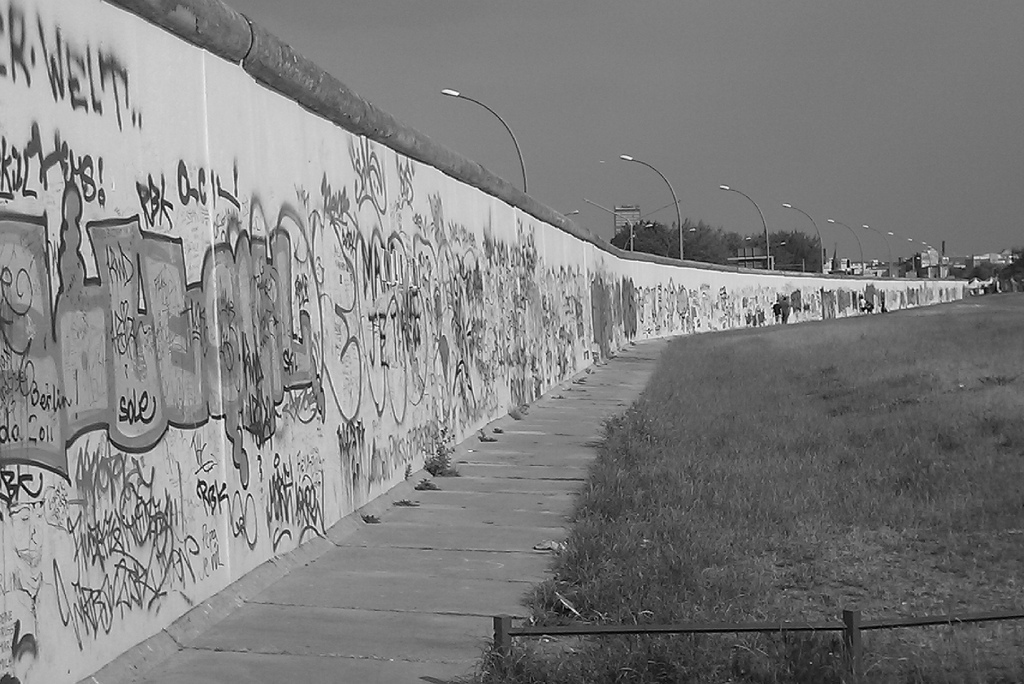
473,295,1024,684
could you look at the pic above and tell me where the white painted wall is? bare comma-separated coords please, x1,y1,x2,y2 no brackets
0,0,964,681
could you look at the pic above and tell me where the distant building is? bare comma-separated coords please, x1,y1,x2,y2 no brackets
915,248,949,278
862,260,889,278
613,204,640,232
828,257,857,275
968,251,1012,268
729,246,774,270
918,247,940,268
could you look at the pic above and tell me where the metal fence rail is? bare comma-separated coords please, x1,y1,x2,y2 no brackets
492,607,1024,679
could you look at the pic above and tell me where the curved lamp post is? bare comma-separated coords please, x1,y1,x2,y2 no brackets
782,202,824,273
582,197,618,216
620,155,684,260
441,89,528,193
721,185,770,269
860,224,893,277
827,219,865,274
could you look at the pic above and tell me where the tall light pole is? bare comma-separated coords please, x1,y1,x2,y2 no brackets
782,202,824,273
441,89,528,193
721,185,770,269
583,197,637,250
887,232,899,276
860,224,893,278
827,219,864,274
620,155,684,261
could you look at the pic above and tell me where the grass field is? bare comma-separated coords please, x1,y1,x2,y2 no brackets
475,294,1024,684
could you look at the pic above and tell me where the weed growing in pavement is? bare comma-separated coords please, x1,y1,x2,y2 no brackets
425,424,460,476
414,478,439,491
474,296,1024,684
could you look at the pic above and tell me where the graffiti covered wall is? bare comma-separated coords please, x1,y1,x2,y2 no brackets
0,0,965,681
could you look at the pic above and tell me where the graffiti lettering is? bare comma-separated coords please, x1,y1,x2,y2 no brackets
116,389,155,426
176,160,239,210
0,1,141,129
0,465,40,511
0,124,105,203
278,385,322,424
195,478,227,515
57,439,200,649
191,434,213,474
135,173,172,229
227,490,257,549
266,452,323,552
0,182,322,477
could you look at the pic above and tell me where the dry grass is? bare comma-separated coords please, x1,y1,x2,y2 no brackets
474,295,1024,684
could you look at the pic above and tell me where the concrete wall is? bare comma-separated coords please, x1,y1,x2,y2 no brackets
0,0,965,681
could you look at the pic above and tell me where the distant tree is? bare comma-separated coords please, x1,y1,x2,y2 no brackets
610,221,674,257
635,221,673,257
681,220,738,265
967,263,997,280
997,248,1024,287
769,230,823,272
608,218,824,271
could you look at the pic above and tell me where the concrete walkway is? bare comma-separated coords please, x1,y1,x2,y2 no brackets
120,339,669,684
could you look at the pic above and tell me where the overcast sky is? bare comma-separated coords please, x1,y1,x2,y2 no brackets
227,0,1022,259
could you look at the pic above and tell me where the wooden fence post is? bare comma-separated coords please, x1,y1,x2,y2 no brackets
843,608,863,681
493,615,512,654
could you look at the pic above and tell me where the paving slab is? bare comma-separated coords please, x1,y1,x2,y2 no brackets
101,338,670,684
302,546,555,582
450,462,588,480
189,603,489,662
135,649,471,684
458,450,597,465
254,571,534,615
416,475,580,494
335,520,567,552
371,489,574,513
381,503,570,530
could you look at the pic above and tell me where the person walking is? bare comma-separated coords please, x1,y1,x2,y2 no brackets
780,296,791,324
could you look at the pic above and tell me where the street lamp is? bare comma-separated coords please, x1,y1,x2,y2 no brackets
583,198,639,251
721,185,771,269
860,224,893,277
827,219,865,274
782,202,825,273
645,198,686,218
582,198,619,216
441,88,528,193
620,155,684,261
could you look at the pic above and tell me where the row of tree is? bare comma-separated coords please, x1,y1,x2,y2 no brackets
956,250,1024,283
609,219,1024,284
609,219,826,272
